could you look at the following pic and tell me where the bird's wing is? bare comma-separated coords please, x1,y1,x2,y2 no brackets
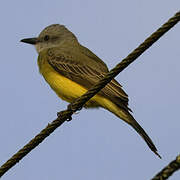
79,44,109,72
43,47,130,111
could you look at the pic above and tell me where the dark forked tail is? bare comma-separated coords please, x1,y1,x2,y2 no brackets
112,106,161,158
127,113,161,158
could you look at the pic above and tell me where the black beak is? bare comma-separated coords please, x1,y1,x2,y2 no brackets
20,37,38,45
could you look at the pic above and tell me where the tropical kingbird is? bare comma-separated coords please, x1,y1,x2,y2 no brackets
21,24,161,158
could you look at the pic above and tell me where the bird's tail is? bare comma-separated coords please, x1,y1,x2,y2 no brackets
124,111,161,158
102,100,161,158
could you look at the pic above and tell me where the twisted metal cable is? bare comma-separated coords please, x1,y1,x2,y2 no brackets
151,154,180,180
0,11,179,178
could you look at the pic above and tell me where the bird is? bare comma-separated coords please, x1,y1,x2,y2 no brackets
21,24,161,158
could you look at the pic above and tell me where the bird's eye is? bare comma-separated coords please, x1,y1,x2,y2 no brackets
44,35,49,41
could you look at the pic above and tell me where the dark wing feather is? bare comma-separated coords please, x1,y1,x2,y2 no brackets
46,47,131,111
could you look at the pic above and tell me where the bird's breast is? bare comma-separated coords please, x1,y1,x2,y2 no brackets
37,56,113,109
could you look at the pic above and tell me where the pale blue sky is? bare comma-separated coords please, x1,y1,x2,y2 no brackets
0,0,180,179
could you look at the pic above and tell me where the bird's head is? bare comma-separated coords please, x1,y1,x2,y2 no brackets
21,24,77,53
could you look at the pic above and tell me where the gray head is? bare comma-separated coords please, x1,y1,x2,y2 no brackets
21,24,78,53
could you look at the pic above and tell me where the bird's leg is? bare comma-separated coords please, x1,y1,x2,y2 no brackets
57,110,72,121
57,99,83,122
67,99,83,112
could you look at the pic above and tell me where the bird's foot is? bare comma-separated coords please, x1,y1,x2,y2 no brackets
57,110,72,121
67,102,82,112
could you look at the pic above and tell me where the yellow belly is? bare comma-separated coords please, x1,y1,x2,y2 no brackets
38,59,105,108
38,57,123,119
